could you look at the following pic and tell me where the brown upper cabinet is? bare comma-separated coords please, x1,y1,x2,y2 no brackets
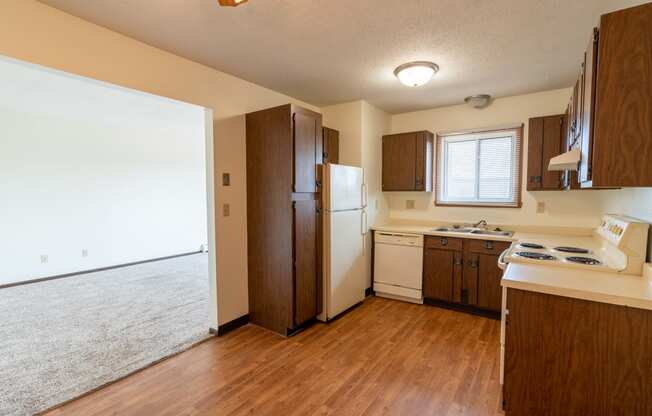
527,114,567,191
322,127,340,164
246,104,322,336
382,131,434,192
574,3,652,188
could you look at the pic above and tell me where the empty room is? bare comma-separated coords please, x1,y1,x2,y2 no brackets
2,0,652,415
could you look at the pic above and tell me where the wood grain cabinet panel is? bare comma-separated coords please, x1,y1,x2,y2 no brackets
423,238,507,314
246,104,322,336
322,127,339,164
382,131,434,192
293,112,318,193
293,199,318,326
504,288,652,415
423,248,459,302
575,3,652,187
527,114,566,191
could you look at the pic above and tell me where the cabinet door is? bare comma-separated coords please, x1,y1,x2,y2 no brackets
325,128,340,164
527,117,544,190
462,253,479,306
293,199,318,326
579,29,598,184
477,253,503,312
293,112,318,193
382,133,417,191
423,248,460,302
527,115,564,190
541,116,564,189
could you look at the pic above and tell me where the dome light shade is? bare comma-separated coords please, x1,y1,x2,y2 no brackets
394,61,439,87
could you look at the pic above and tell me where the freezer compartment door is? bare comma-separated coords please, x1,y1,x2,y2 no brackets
323,209,366,320
325,164,365,212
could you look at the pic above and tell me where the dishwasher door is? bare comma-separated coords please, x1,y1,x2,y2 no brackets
373,232,424,303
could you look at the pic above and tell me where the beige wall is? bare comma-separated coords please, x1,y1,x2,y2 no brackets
387,88,623,228
322,101,391,287
0,0,318,326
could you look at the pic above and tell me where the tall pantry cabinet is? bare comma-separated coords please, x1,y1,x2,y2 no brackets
246,104,323,336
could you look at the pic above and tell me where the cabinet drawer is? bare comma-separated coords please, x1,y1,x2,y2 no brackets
425,236,464,251
465,239,511,255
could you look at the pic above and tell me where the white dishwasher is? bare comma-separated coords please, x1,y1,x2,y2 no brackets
373,231,424,304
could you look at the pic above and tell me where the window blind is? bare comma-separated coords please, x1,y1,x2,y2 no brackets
436,126,522,207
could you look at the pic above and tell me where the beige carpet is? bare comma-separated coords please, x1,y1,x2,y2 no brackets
0,253,211,416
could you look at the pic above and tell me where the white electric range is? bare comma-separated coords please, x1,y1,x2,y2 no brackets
498,214,650,385
500,214,649,275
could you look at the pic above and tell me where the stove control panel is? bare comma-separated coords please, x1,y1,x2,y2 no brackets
598,214,648,258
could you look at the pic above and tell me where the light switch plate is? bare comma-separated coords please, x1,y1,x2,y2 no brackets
406,200,415,209
222,173,231,186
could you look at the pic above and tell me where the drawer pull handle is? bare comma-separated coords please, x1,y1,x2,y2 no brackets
440,237,448,246
485,241,494,250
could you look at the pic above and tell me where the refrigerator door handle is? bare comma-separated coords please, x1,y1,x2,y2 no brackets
361,183,368,208
361,210,368,235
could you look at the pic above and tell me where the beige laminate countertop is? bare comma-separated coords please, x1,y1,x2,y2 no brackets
371,223,593,244
502,263,652,311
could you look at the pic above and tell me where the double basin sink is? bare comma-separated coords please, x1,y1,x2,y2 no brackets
431,226,514,237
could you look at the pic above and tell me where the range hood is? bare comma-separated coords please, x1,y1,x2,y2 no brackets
548,148,581,171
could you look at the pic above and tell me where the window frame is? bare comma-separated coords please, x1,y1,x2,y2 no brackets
435,126,523,208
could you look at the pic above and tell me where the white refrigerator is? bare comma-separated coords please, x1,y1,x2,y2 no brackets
318,164,368,322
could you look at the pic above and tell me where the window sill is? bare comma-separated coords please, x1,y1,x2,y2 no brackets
434,201,522,209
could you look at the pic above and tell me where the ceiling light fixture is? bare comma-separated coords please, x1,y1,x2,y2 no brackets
218,0,248,6
393,61,439,87
464,94,492,109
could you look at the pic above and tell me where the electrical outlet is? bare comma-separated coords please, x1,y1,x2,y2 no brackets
82,249,88,258
40,255,48,264
223,203,230,217
406,200,415,209
537,201,546,213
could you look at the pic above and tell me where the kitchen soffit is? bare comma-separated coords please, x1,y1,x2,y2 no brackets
38,0,647,114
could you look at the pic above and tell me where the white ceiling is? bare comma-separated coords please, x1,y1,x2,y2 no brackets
39,0,646,114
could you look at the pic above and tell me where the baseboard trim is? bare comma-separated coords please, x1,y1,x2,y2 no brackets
365,287,375,297
423,298,501,320
0,251,203,290
213,314,250,336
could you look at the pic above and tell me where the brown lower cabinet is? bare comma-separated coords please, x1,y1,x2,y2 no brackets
503,288,652,415
423,236,510,314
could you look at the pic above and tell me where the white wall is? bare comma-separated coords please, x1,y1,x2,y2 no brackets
0,0,318,325
387,88,622,228
0,57,209,285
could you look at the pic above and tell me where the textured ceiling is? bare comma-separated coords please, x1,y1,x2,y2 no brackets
38,0,647,113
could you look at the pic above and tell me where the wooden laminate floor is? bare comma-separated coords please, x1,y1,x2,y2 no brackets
46,297,503,416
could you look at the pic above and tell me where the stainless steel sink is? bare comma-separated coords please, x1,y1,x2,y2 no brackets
469,229,514,237
432,227,474,233
430,226,514,237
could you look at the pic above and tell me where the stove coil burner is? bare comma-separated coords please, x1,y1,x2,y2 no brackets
515,252,557,261
554,246,590,254
566,256,602,265
519,243,545,250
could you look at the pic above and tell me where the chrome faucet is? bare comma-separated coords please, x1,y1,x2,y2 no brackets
472,219,488,229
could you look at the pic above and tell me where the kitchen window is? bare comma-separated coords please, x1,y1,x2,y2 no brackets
436,126,522,207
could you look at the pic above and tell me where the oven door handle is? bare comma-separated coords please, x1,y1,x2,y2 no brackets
498,248,510,271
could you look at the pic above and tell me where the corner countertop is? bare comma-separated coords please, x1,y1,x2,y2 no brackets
501,263,652,311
